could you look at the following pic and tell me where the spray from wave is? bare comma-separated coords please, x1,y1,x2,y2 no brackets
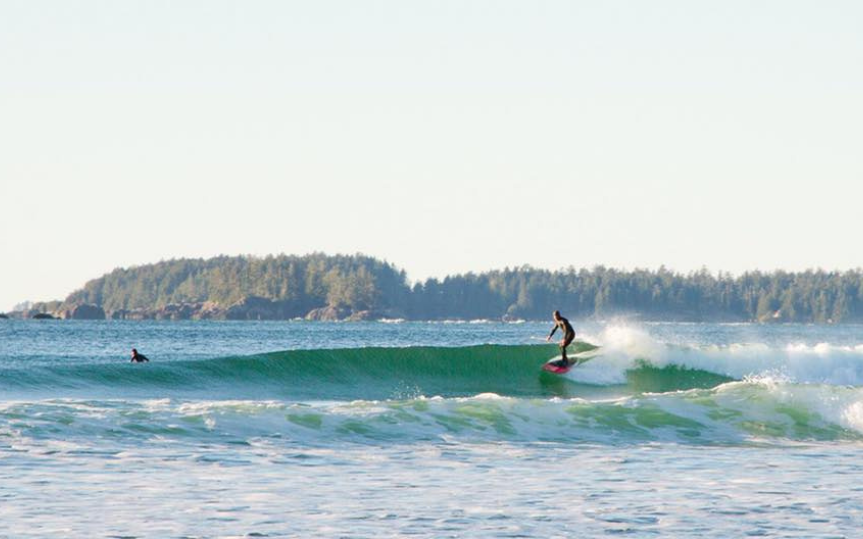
572,325,863,387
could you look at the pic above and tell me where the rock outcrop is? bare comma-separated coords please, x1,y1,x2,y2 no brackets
225,296,306,320
109,309,151,320
64,304,106,320
305,305,350,321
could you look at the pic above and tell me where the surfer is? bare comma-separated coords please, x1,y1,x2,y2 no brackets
546,310,575,365
130,348,149,363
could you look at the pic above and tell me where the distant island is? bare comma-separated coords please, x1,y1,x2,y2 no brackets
6,253,863,323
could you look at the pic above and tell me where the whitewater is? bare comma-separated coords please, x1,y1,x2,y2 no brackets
2,320,863,537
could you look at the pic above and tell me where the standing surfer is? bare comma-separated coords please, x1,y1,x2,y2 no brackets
546,310,575,366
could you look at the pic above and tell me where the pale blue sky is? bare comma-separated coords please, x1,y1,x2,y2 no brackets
1,1,862,310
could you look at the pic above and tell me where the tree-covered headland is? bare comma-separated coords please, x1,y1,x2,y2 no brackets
14,254,863,322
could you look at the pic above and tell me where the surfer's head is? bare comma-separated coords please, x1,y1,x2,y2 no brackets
553,310,561,320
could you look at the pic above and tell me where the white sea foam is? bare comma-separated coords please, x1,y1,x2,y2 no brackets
569,324,863,387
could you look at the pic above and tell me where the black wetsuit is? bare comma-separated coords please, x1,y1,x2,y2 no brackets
549,316,575,363
131,352,149,363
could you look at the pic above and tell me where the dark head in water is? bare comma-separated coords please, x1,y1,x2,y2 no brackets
131,348,149,363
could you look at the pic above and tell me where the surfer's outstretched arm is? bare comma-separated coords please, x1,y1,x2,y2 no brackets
547,324,558,341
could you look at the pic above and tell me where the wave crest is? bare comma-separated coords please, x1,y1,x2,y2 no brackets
5,380,863,445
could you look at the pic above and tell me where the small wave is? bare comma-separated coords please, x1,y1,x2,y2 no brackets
4,381,863,446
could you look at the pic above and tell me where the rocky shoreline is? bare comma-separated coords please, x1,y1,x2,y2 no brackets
2,296,406,322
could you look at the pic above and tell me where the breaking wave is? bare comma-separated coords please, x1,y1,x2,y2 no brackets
3,380,863,446
4,325,863,445
4,328,863,401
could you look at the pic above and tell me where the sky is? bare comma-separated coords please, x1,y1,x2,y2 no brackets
1,1,862,310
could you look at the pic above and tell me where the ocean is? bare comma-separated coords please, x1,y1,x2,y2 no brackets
1,320,862,538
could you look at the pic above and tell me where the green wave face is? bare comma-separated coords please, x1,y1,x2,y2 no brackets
0,344,559,400
624,362,735,393
0,342,741,400
180,344,572,400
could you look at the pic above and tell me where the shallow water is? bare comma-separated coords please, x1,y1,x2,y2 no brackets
1,320,862,537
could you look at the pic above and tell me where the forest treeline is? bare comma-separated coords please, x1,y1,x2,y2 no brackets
48,254,863,322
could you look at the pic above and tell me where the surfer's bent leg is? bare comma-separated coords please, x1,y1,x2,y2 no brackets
561,333,575,364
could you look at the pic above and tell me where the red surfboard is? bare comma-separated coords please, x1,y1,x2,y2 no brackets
542,342,600,374
542,351,599,374
542,358,574,374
